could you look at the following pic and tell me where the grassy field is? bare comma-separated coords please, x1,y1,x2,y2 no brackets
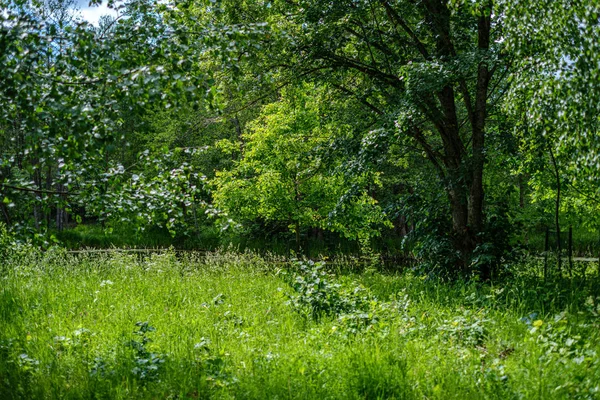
1,249,600,399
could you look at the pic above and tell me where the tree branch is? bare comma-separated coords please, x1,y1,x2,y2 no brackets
407,126,446,179
1,184,75,196
325,53,404,89
332,84,384,115
379,0,430,60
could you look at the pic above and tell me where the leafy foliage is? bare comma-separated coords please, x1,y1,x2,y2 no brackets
285,260,360,319
212,85,389,246
0,0,599,278
127,322,165,383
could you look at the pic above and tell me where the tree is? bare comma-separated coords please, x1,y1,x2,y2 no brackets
503,0,600,271
193,0,507,274
0,0,204,242
212,84,388,251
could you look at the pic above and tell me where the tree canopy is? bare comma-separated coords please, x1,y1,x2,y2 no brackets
1,0,599,277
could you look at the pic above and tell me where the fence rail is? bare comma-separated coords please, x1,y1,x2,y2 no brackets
541,225,600,278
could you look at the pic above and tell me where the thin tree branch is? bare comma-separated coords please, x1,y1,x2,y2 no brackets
407,126,446,179
379,0,430,60
1,184,76,196
332,84,384,115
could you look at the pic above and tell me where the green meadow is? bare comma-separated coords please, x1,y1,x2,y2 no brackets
1,249,599,399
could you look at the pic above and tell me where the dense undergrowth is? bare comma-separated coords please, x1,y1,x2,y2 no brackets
54,223,600,261
53,224,361,256
1,249,600,399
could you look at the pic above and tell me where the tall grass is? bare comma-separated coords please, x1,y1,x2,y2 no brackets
1,249,599,399
524,228,600,257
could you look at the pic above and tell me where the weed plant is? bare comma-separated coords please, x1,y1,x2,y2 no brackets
1,249,599,399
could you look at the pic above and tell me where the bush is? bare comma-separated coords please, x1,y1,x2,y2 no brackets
285,260,358,319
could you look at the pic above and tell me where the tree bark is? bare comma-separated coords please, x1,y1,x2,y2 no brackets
518,174,526,208
295,220,301,253
56,183,67,232
549,148,562,273
0,202,10,225
33,164,43,231
468,11,491,238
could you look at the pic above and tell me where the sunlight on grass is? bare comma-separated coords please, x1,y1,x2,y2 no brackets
1,250,599,399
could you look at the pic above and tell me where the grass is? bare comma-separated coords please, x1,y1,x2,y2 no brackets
524,228,600,257
1,249,600,399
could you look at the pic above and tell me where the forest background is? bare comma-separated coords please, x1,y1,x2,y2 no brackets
1,0,600,279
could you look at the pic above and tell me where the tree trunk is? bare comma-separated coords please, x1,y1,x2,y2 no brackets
0,202,10,225
549,148,562,274
468,11,491,237
470,8,492,279
519,174,529,245
46,165,53,227
518,174,527,208
33,165,42,231
449,184,474,271
397,215,408,237
295,220,301,253
55,183,67,232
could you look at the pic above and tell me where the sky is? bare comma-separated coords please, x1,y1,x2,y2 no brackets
75,0,119,25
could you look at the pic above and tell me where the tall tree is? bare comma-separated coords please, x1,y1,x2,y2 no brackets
227,0,507,273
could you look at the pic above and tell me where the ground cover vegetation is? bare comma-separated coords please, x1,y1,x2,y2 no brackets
1,0,600,397
1,249,600,399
